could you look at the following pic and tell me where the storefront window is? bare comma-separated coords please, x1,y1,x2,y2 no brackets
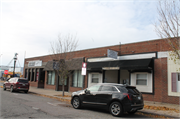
91,74,99,83
72,70,83,87
47,71,55,85
136,74,147,85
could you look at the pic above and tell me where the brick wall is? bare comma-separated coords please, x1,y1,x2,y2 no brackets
25,38,179,104
142,58,180,104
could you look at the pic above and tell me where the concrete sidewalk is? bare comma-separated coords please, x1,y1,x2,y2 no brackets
29,86,180,118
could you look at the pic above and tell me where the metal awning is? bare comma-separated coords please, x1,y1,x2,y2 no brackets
87,59,153,70
43,57,84,71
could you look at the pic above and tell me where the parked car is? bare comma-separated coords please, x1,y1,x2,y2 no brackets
3,77,29,93
71,83,144,117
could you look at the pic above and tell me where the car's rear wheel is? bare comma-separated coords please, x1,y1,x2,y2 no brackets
127,110,137,114
109,102,123,117
10,86,14,93
3,84,6,90
72,97,81,109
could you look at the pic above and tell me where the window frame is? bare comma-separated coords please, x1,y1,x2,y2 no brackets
136,73,148,86
47,71,55,85
91,73,99,83
72,70,83,88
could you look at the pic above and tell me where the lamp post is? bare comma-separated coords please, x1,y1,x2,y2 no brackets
13,53,18,77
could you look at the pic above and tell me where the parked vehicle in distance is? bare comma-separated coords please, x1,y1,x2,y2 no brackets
71,83,144,117
3,77,29,93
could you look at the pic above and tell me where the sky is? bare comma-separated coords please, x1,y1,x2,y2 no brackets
0,0,159,67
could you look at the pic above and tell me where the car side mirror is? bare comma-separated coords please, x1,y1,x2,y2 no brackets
85,89,90,94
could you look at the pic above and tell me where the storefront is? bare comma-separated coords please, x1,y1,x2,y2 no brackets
87,52,154,94
23,38,180,104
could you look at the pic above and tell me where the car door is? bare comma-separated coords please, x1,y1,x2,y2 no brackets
5,78,13,89
96,85,114,105
82,85,101,105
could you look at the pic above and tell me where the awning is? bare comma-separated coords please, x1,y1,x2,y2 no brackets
43,57,84,71
87,59,153,70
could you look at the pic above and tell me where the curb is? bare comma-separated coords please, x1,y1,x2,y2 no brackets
29,91,71,104
138,110,178,118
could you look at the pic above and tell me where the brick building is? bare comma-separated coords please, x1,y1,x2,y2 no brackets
23,38,180,104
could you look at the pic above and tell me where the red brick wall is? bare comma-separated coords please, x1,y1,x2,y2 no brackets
25,38,180,104
29,81,38,87
143,58,180,104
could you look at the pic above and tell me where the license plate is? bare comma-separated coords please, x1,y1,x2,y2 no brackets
23,84,25,86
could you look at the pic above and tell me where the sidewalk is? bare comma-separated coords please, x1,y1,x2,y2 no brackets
29,86,180,118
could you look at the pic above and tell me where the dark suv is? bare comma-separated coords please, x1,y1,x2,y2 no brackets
71,83,144,117
3,77,29,93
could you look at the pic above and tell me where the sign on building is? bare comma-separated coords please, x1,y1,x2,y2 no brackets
107,49,118,59
28,60,42,67
82,62,87,75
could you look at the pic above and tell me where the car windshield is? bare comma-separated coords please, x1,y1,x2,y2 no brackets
18,79,28,83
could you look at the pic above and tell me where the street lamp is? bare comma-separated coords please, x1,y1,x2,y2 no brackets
13,53,18,77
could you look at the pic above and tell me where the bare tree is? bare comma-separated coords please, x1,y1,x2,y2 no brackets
50,33,78,96
154,0,180,62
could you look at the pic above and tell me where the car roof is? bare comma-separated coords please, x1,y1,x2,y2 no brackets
97,83,136,88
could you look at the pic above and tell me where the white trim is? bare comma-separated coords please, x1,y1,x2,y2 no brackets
88,73,102,87
131,72,152,93
168,51,180,96
87,51,168,63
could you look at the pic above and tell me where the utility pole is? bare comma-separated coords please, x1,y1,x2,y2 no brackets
13,53,18,77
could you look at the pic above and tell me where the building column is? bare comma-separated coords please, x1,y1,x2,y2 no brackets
30,68,33,81
27,69,30,81
34,68,37,82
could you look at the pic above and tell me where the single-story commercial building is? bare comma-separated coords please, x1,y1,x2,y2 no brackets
23,38,180,104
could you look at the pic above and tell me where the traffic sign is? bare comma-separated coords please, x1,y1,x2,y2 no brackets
4,70,8,74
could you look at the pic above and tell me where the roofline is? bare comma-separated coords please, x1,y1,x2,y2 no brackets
25,37,169,60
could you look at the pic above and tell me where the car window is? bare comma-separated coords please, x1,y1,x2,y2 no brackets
115,86,128,93
18,79,28,83
8,78,13,82
88,85,101,92
126,87,140,95
100,86,114,91
112,87,118,92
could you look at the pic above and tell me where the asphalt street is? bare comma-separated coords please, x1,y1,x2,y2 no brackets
0,84,150,118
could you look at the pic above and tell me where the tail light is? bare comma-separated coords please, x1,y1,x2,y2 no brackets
16,82,19,84
123,93,132,100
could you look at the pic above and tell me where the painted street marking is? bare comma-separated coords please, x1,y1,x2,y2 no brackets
47,102,57,106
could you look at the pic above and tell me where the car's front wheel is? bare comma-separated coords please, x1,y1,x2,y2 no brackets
10,86,14,93
109,102,123,117
3,84,6,90
72,97,81,109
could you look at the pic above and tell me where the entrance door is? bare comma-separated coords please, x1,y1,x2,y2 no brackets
38,69,45,88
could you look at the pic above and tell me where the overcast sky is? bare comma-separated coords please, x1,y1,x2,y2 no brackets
0,0,159,67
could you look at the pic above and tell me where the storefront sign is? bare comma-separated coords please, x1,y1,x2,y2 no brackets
82,62,87,75
102,67,120,70
28,60,42,67
107,49,118,59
